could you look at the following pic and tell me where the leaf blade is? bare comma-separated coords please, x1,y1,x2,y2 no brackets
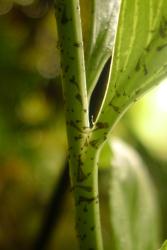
91,0,167,146
98,138,161,250
159,241,167,250
82,0,120,97
110,139,160,250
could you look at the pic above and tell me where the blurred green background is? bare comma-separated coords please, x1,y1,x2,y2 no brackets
0,1,167,250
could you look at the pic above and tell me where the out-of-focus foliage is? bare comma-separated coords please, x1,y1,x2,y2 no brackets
0,0,53,16
98,139,160,250
110,139,160,250
122,86,167,241
0,3,67,249
127,80,167,159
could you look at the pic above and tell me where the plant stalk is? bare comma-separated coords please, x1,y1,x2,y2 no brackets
55,1,103,249
71,146,103,250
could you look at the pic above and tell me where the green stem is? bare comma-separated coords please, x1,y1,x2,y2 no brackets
55,1,103,250
73,146,103,250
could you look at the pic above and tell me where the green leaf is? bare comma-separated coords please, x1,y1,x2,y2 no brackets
159,241,167,250
91,0,167,146
80,0,120,97
98,138,160,250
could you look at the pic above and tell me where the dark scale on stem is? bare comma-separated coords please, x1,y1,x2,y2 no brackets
75,93,83,105
76,119,81,123
103,135,107,141
103,131,108,138
135,56,148,75
83,206,88,212
89,139,99,149
135,88,143,96
109,102,121,114
69,56,75,60
159,17,167,38
69,75,78,89
69,120,83,132
68,146,73,151
64,65,69,72
115,90,121,97
74,135,82,140
157,43,167,51
145,42,152,52
122,89,130,98
76,4,79,10
77,195,99,205
73,42,82,48
77,166,89,182
83,126,89,130
55,2,63,13
95,122,109,130
61,7,72,24
83,137,89,147
135,58,141,71
77,154,83,166
143,63,148,75
77,167,90,183
81,234,87,241
55,6,62,13
60,48,64,53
